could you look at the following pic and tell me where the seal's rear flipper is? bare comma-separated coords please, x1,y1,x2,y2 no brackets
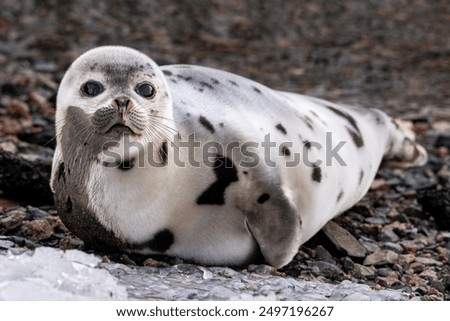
382,118,428,168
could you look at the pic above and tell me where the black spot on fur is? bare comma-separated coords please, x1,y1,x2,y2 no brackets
257,193,270,204
146,229,174,253
310,110,319,118
219,122,224,128
243,171,248,175
281,146,291,156
359,170,364,185
57,162,65,181
186,112,191,117
170,79,177,84
303,115,314,130
159,142,168,166
177,74,192,81
312,165,322,182
200,81,214,90
327,105,359,133
118,158,135,171
163,70,173,76
228,80,238,86
337,191,344,202
197,155,239,205
253,86,262,94
211,78,220,84
199,116,215,134
66,197,72,212
276,123,287,135
347,127,364,148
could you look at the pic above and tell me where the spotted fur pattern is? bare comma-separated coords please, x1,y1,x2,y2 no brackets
51,46,427,268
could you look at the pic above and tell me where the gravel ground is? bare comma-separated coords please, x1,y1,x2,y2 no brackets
0,0,449,300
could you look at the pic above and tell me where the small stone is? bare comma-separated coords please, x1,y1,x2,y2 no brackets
363,250,398,266
443,276,450,291
312,261,344,279
398,254,416,266
418,189,450,230
392,263,405,274
322,221,367,258
407,274,428,286
0,210,27,230
359,237,380,253
379,228,400,242
378,276,401,288
429,280,445,293
21,220,53,241
400,241,417,253
352,264,376,279
436,146,449,157
419,269,437,280
26,206,50,219
143,258,170,268
7,100,31,119
248,264,278,275
371,178,389,190
120,254,137,266
408,262,425,273
377,267,394,277
315,245,336,264
383,242,404,254
415,286,429,295
342,257,354,271
0,239,15,249
102,256,111,264
59,235,83,250
414,256,443,266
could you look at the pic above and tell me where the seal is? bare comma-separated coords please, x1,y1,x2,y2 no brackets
51,46,427,268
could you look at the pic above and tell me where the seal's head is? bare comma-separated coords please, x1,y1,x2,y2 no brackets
56,46,172,145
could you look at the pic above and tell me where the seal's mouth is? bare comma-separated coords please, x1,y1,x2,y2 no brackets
105,123,135,135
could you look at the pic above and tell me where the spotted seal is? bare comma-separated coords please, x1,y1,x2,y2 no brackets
51,46,427,268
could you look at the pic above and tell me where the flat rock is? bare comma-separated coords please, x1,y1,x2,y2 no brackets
364,250,399,266
322,221,367,258
414,257,443,266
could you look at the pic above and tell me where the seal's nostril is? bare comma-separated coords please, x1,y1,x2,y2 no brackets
114,97,130,110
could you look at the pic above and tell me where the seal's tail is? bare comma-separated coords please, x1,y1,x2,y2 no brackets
382,118,428,168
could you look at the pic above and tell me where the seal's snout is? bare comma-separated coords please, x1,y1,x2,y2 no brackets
113,96,131,114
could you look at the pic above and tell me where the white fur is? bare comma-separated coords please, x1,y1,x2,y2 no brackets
52,46,427,267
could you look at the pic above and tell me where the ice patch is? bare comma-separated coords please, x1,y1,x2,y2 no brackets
0,247,127,300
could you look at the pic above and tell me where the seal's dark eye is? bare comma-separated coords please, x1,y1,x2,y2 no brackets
135,83,155,98
81,80,104,97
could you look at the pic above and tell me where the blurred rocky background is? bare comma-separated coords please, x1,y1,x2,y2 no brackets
0,0,449,300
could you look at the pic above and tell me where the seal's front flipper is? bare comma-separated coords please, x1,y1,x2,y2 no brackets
245,190,302,269
383,118,428,168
